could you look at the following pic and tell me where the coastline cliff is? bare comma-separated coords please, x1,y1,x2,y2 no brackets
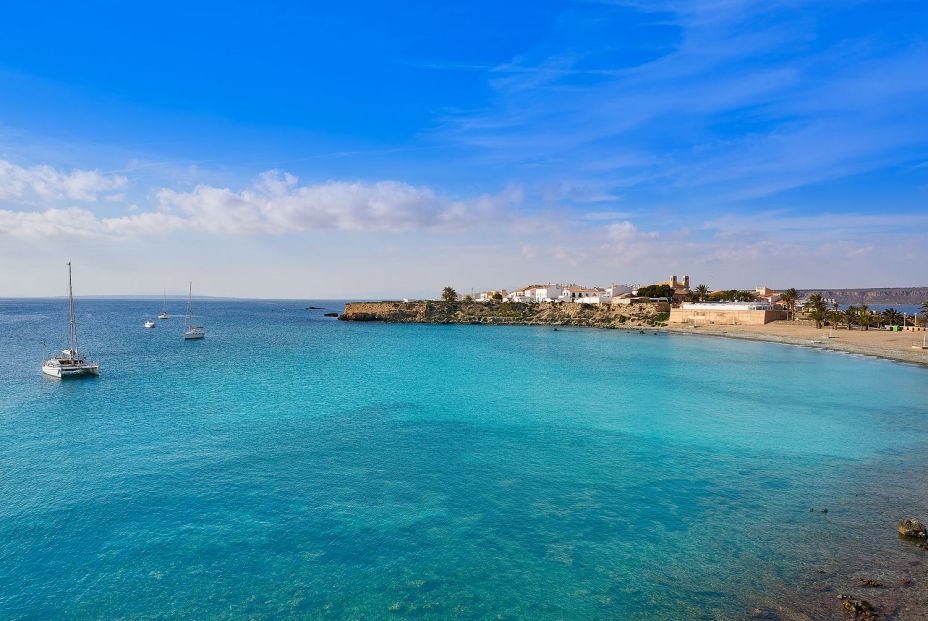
339,301,671,328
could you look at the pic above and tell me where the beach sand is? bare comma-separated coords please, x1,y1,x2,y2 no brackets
669,321,928,367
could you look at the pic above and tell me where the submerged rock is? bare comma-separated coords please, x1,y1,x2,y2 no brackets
898,518,927,539
843,599,876,619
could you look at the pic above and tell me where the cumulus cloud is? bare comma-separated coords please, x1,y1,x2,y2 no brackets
0,159,127,202
0,169,525,238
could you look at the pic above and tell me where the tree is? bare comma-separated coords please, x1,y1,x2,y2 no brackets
843,305,857,330
858,304,870,331
463,294,473,303
491,291,503,302
807,294,827,329
780,288,798,320
636,284,674,298
707,289,756,302
882,308,901,327
693,284,709,302
441,286,458,303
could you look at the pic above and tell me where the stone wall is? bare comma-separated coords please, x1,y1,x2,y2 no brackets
669,307,788,325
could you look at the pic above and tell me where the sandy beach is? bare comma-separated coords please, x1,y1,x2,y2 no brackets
669,321,928,367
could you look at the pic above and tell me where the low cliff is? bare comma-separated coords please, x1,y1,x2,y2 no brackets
797,287,928,305
340,301,671,328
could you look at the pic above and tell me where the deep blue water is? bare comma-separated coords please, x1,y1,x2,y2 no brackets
1,299,927,619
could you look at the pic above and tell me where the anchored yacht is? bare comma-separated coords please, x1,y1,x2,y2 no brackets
183,282,205,340
158,290,169,320
42,263,100,378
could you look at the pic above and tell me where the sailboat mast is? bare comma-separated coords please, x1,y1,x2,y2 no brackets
186,282,192,330
67,261,78,356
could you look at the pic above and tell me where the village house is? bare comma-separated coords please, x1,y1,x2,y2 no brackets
753,287,783,304
560,286,612,304
477,289,507,302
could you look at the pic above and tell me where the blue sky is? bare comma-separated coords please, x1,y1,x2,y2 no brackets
1,0,926,297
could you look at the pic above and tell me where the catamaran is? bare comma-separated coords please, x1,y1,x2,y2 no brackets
42,263,100,378
183,281,205,340
158,290,170,320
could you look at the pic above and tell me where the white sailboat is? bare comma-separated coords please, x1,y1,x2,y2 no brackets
42,262,100,378
183,281,205,340
158,290,170,320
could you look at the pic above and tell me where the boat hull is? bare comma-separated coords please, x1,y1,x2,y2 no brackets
42,362,100,378
184,327,205,340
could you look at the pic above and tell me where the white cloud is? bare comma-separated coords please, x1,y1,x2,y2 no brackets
0,169,525,238
0,159,127,202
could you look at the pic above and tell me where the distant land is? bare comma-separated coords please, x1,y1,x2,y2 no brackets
797,287,928,305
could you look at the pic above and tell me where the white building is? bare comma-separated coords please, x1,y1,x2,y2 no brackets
559,286,612,304
606,284,633,298
529,284,564,302
477,289,507,302
504,284,565,303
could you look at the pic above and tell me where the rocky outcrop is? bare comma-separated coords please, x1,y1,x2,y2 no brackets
898,518,927,539
339,301,671,329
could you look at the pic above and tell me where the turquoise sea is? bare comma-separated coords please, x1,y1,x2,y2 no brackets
1,299,927,619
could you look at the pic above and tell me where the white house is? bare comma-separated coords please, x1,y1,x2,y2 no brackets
560,286,612,304
504,284,565,303
477,289,507,302
529,284,564,302
606,284,633,298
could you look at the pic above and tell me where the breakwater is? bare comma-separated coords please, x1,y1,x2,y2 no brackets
340,300,671,328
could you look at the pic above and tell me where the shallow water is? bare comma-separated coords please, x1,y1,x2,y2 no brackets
1,299,926,619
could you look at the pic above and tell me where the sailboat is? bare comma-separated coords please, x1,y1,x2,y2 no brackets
42,262,100,378
183,281,205,340
158,290,170,320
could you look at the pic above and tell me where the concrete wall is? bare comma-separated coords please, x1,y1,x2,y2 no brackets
669,307,787,325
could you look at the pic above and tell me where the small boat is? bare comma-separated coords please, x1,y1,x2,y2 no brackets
183,281,205,340
144,320,156,328
158,290,170,320
42,262,100,378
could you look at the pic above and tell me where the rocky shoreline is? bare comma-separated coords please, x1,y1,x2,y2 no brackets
339,300,671,328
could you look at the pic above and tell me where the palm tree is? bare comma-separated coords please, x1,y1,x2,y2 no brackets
441,286,458,303
807,294,827,329
843,305,857,330
694,284,709,302
859,304,870,331
882,308,901,328
780,288,798,320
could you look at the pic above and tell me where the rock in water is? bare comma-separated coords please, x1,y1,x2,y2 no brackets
898,518,928,539
324,312,339,317
842,598,876,619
